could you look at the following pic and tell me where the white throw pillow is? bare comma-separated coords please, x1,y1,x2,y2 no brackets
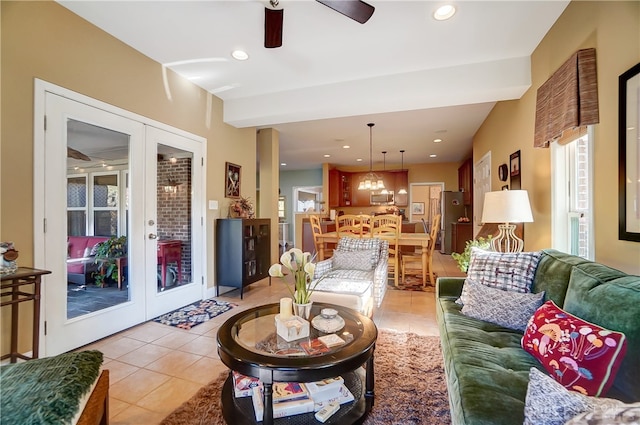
332,249,377,271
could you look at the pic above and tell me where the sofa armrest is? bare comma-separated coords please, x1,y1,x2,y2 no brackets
436,277,465,298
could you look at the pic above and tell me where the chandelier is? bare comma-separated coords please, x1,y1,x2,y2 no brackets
357,123,385,191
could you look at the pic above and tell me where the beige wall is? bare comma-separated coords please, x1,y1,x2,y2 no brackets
473,1,640,274
1,1,258,353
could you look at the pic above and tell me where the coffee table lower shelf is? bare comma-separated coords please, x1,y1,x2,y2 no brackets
221,370,372,424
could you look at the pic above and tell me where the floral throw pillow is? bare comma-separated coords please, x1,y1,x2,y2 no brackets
521,301,627,396
460,279,544,331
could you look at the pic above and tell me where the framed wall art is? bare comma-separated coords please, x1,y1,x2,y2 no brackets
618,62,640,242
225,162,241,199
412,202,425,215
510,150,521,177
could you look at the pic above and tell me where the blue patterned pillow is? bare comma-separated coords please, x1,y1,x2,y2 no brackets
467,247,542,293
460,279,544,331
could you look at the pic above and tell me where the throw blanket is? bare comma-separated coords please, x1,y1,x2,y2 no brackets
0,350,103,425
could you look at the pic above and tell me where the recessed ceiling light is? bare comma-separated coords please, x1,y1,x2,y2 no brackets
430,154,437,158
280,162,287,166
356,158,363,162
231,50,249,61
343,145,350,149
324,154,331,158
433,138,443,143
434,4,456,21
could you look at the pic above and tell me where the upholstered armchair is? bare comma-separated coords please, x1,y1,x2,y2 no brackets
310,236,389,317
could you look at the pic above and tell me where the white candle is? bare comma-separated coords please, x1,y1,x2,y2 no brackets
280,298,293,319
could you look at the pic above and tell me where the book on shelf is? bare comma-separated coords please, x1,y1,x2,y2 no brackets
317,333,346,348
251,387,315,421
305,376,345,403
300,338,331,355
232,371,262,398
312,383,355,412
272,382,308,402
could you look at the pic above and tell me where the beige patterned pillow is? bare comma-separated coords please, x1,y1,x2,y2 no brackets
332,249,377,271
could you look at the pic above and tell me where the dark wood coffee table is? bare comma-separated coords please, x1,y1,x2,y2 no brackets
217,302,377,424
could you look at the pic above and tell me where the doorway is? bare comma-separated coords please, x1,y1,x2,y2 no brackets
34,81,205,356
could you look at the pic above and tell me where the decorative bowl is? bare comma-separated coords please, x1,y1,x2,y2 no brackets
320,308,338,319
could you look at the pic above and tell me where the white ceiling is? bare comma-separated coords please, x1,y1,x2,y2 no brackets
58,0,569,170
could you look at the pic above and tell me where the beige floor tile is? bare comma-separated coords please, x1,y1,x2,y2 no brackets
110,368,171,403
177,335,218,357
102,359,139,384
93,336,147,359
110,404,166,425
120,322,176,343
150,329,199,349
173,357,228,385
136,376,202,414
144,350,202,375
116,343,173,368
108,397,131,419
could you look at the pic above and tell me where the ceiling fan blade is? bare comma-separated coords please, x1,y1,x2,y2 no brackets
67,147,91,161
264,7,283,48
316,0,374,24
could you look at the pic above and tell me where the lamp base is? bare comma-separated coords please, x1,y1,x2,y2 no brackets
489,223,524,253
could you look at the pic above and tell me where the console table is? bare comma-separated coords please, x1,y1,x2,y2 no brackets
1,267,51,363
158,239,182,290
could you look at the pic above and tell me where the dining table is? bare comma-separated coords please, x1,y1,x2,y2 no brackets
314,232,432,286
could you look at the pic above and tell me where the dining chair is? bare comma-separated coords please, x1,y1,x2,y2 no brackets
371,214,401,286
309,215,332,258
401,213,441,286
336,214,366,238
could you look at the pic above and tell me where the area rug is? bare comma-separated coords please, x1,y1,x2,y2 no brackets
160,330,450,425
152,299,237,330
390,274,437,292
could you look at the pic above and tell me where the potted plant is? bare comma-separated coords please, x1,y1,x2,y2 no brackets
451,236,492,273
93,236,127,287
268,248,323,319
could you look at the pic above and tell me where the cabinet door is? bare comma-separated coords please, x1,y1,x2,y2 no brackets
458,159,473,206
329,170,340,207
394,171,409,206
350,173,371,207
340,172,352,206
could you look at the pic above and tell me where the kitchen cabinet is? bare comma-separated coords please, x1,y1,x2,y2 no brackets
451,222,473,254
394,170,409,206
215,219,270,299
328,170,340,207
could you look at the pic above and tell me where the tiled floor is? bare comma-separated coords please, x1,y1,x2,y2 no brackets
80,251,464,424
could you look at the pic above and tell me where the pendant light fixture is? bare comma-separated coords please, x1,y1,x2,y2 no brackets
357,123,385,191
397,149,408,195
380,151,389,194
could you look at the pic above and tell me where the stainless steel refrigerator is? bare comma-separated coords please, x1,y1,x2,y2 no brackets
440,191,466,254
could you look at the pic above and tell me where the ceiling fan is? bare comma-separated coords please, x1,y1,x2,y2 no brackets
264,0,375,48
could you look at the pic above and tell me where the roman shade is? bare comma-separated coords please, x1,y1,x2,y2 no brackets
534,48,599,148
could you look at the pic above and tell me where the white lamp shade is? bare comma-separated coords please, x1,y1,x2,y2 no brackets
481,190,533,223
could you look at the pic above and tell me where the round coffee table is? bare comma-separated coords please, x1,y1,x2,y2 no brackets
217,302,377,424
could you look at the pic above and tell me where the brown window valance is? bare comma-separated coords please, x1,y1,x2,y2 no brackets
534,48,599,148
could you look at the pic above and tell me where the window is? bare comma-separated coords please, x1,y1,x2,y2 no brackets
551,130,594,259
67,175,88,236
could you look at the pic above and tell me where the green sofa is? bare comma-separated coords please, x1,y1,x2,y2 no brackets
436,249,640,425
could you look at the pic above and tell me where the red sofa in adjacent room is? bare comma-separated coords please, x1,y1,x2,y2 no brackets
67,236,108,285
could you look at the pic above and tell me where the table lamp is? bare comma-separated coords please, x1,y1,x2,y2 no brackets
481,190,533,252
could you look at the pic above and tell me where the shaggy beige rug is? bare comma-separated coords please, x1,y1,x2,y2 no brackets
161,330,450,425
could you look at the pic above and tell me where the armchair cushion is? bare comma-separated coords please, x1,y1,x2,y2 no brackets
336,237,383,269
332,249,377,271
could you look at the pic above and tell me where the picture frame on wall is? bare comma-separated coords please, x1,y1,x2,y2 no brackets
510,150,521,177
412,202,425,215
225,162,241,198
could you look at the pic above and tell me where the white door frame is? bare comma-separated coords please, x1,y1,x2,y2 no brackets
34,79,207,356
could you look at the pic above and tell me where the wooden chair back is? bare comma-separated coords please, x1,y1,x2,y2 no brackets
309,215,323,255
371,214,401,286
337,214,367,238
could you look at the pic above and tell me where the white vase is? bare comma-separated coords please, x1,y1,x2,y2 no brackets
293,301,313,320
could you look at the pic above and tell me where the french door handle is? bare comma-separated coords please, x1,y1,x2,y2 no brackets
148,233,157,240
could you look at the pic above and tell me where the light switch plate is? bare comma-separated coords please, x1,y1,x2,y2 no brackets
208,200,219,210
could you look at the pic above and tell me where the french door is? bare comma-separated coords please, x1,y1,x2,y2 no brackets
36,84,204,356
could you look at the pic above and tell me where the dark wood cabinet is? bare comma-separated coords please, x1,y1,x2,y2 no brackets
458,158,473,206
350,172,371,207
328,170,409,208
215,218,270,298
394,171,409,206
328,170,340,207
451,222,473,254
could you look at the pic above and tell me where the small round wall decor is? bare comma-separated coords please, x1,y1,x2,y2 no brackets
498,164,509,181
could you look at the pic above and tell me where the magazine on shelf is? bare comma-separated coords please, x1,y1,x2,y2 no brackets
232,371,262,398
251,387,315,421
312,384,355,412
272,382,308,402
305,376,345,403
300,338,331,355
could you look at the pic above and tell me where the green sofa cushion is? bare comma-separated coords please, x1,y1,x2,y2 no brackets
563,266,640,401
437,295,544,425
531,249,591,307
